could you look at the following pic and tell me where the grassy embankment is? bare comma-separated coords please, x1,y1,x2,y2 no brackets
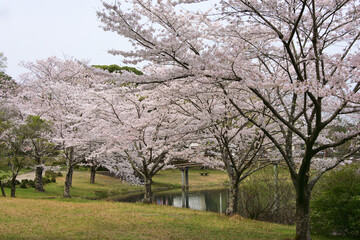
0,168,352,240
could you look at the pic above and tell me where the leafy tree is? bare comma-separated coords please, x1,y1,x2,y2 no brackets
0,145,9,197
0,52,6,72
0,108,31,197
92,64,143,75
0,72,17,98
0,53,16,100
311,164,360,238
22,115,58,192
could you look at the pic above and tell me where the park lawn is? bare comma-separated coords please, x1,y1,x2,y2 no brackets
0,198,350,240
0,198,294,240
0,169,352,240
2,169,228,201
2,171,142,201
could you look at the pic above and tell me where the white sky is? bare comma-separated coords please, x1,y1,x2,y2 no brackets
0,0,132,80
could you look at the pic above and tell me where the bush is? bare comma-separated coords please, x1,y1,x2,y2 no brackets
21,179,28,184
28,180,35,188
42,178,51,184
50,177,56,183
311,164,360,238
56,172,63,177
45,170,57,179
238,168,295,224
3,179,21,188
3,181,11,188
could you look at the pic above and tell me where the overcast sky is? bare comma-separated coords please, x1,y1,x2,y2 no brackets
0,0,132,80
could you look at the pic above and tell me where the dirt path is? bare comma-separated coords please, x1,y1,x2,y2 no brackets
16,171,65,181
16,171,37,181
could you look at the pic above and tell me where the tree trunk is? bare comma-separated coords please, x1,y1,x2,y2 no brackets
63,147,74,198
63,165,73,198
226,179,239,215
295,191,311,240
143,178,152,203
68,166,73,187
0,180,6,197
90,166,96,184
35,166,45,192
10,176,17,198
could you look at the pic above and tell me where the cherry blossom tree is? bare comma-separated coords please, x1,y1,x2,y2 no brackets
87,155,101,184
19,57,99,197
90,77,185,203
98,1,360,238
80,140,108,184
19,57,167,199
166,78,275,215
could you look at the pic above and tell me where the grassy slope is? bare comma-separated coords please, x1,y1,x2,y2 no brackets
0,198,294,240
0,169,351,240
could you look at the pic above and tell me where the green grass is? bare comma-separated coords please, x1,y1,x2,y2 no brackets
0,198,288,240
0,168,352,240
2,171,142,200
0,198,352,240
2,168,227,201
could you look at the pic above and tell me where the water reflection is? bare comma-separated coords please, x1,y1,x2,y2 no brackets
115,188,228,214
114,187,294,224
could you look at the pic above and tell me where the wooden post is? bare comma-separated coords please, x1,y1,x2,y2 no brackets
181,167,189,190
220,192,222,214
185,189,189,208
181,188,186,208
185,167,189,190
181,168,185,190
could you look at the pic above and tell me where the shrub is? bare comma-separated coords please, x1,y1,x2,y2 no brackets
311,164,360,238
42,178,51,184
45,170,56,179
238,168,295,224
50,177,56,183
3,181,11,188
56,172,63,177
28,180,35,188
